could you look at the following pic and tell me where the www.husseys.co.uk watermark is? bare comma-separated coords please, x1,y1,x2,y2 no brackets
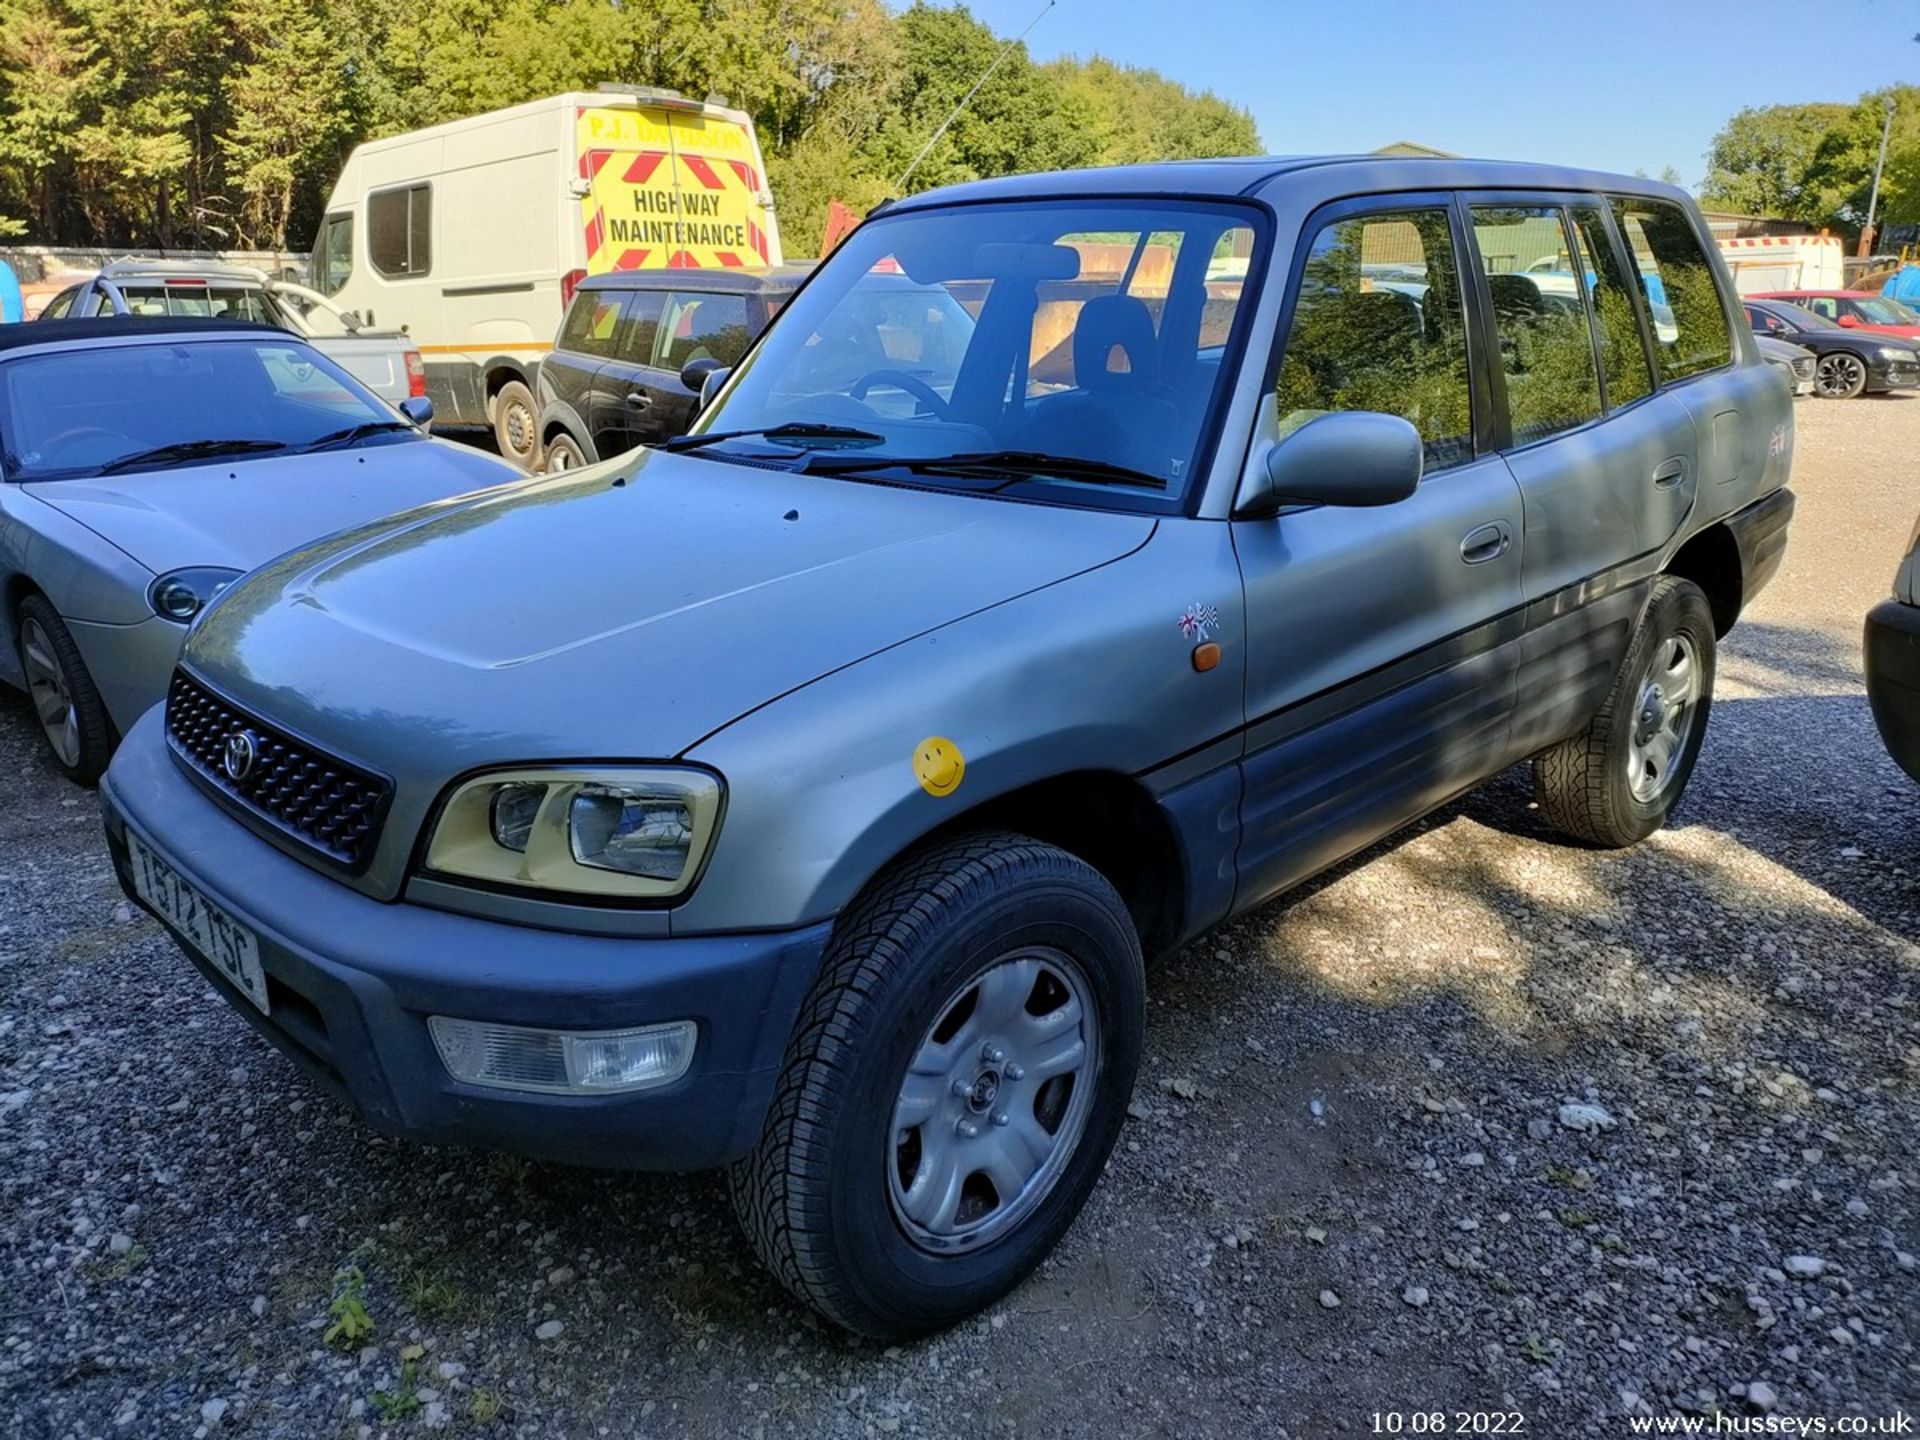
1629,1412,1912,1436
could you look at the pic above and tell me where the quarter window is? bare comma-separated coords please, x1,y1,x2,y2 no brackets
1275,207,1474,470
1609,197,1731,381
1469,206,1601,445
368,185,431,279
656,292,753,371
558,292,625,359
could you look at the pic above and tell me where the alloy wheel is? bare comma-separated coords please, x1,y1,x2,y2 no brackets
1815,353,1866,398
20,617,80,768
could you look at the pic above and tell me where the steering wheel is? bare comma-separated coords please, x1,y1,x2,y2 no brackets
849,370,951,420
35,425,132,461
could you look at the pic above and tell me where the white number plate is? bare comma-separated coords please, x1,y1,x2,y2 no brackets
128,833,269,1014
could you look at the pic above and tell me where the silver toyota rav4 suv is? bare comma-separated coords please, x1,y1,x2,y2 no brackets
102,158,1794,1339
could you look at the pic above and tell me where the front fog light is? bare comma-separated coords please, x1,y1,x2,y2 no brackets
429,1016,696,1095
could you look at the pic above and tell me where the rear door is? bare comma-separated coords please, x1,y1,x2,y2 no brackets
584,288,666,457
541,288,623,457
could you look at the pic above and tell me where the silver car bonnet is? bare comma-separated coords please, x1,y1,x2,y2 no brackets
21,440,517,576
181,448,1155,892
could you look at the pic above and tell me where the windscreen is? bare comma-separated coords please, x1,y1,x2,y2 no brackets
1,340,409,481
702,199,1262,510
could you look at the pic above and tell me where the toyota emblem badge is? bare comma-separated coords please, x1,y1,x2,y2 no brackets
223,729,258,782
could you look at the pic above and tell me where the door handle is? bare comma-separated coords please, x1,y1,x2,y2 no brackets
625,391,651,409
1652,458,1686,488
1460,521,1512,565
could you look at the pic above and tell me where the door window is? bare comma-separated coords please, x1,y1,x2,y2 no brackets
312,212,354,296
1799,295,1838,320
1609,197,1732,381
41,287,76,320
557,291,625,359
615,291,667,366
1275,207,1474,470
1569,205,1654,407
1468,206,1602,444
368,185,431,278
655,292,753,371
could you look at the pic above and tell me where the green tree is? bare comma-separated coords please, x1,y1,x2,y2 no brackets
0,0,105,238
219,0,356,247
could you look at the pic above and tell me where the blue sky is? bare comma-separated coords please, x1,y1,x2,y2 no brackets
957,0,1919,187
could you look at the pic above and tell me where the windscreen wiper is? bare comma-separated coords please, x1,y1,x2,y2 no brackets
94,439,290,475
301,420,417,452
805,448,1168,492
656,422,886,453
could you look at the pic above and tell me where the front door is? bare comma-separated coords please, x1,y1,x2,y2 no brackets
1231,197,1526,908
585,289,667,458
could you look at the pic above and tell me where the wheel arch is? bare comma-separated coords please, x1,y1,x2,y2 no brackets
1665,523,1744,637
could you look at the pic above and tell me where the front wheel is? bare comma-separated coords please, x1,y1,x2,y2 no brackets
15,594,115,785
540,431,587,473
729,832,1144,1339
1815,352,1868,399
1533,575,1716,847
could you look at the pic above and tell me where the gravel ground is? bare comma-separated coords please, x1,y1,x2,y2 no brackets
2,396,1915,1439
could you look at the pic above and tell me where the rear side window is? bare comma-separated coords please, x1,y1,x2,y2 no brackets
1275,207,1474,470
1468,206,1601,444
312,212,354,296
615,291,666,365
557,292,625,359
1609,198,1730,382
369,184,431,278
657,292,753,371
1799,295,1838,321
1568,205,1653,407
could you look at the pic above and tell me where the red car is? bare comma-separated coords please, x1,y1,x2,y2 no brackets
1751,288,1920,340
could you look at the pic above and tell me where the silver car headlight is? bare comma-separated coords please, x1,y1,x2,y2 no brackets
148,566,242,622
1879,345,1916,363
424,766,724,899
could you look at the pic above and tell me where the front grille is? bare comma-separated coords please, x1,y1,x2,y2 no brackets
1791,357,1816,380
165,670,391,871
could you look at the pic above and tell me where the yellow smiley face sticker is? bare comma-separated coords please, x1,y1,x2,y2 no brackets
913,736,966,797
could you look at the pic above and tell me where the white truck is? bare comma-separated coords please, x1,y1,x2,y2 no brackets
309,87,783,466
1716,233,1845,296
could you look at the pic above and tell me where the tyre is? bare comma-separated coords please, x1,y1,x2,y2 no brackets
730,831,1145,1339
15,594,115,785
540,430,587,473
1533,575,1716,847
491,380,540,469
1814,351,1868,399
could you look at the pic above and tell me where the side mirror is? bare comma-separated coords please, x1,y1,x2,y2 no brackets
699,365,731,411
1236,411,1424,517
399,395,434,427
1837,313,1860,327
681,356,724,396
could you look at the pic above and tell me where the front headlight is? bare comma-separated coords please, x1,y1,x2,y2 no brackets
424,766,723,899
1880,346,1917,363
148,566,242,622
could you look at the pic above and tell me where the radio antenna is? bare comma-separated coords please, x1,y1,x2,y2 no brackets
894,0,1058,193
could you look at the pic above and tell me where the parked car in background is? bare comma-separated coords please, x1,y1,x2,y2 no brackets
1751,288,1920,340
1755,333,1817,396
38,260,427,406
310,87,783,466
1,318,519,783
1866,513,1920,784
533,267,808,470
103,159,1793,1339
1744,298,1920,399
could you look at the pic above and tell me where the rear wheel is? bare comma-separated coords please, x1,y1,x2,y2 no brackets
1815,352,1868,399
540,431,587,473
15,595,114,785
491,380,540,468
729,832,1144,1339
1533,575,1716,847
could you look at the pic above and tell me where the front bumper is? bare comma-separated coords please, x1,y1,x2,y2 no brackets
1875,360,1920,391
101,711,831,1170
1866,598,1920,784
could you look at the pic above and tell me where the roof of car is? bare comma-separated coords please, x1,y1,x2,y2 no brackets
579,264,814,295
879,154,1696,210
0,316,290,355
96,258,271,282
1752,289,1870,299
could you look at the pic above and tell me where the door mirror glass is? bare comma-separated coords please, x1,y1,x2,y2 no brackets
399,395,434,427
1238,411,1423,517
698,366,731,411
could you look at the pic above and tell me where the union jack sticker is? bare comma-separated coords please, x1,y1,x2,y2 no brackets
1769,424,1789,457
1178,602,1220,642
